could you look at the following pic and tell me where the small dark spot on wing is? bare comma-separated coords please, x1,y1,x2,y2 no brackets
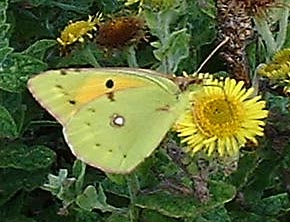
55,84,63,89
106,91,115,101
156,104,170,112
123,154,127,158
88,107,96,113
69,100,76,105
74,68,81,72
95,143,100,147
108,149,113,153
85,122,91,126
60,70,67,75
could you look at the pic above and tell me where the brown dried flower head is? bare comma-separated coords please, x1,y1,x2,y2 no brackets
240,0,285,17
96,16,145,49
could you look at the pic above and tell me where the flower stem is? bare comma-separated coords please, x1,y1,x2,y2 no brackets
254,17,277,58
126,46,138,67
81,45,100,68
276,8,289,51
126,173,139,222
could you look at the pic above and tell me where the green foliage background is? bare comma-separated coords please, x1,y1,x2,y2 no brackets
0,0,290,221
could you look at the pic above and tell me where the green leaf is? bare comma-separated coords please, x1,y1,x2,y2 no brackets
0,143,55,170
242,155,281,202
55,43,102,68
153,28,190,73
283,23,290,48
191,206,231,222
144,8,190,73
0,192,37,222
73,160,86,193
0,42,13,65
101,176,129,199
105,213,128,222
0,0,12,66
76,184,120,213
42,169,76,203
186,1,216,47
251,193,290,216
1,215,37,222
0,53,47,92
140,210,179,222
105,173,127,185
135,180,236,218
0,167,53,206
46,0,94,13
144,9,179,39
76,185,102,211
229,211,279,222
229,153,259,189
0,105,18,138
21,39,57,61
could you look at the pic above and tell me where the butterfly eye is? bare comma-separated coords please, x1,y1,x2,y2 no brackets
110,114,125,127
105,79,114,89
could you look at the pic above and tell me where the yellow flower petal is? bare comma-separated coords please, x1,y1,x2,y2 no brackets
175,76,268,157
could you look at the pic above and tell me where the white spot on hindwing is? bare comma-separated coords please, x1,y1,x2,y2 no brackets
110,114,125,127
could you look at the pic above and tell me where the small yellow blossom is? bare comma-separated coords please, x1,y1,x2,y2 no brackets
257,48,290,94
57,14,102,49
258,62,290,80
257,48,290,80
273,48,290,64
175,77,268,157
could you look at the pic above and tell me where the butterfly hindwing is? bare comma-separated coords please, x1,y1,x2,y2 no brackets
64,85,189,173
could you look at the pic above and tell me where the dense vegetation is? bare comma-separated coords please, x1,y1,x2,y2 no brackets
0,0,290,221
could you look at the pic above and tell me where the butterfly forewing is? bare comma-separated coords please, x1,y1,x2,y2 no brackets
28,68,180,125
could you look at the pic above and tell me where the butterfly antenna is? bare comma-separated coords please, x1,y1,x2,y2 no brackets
195,36,230,74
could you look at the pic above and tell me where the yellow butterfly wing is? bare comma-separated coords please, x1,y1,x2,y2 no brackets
28,68,189,173
64,85,189,173
28,68,177,125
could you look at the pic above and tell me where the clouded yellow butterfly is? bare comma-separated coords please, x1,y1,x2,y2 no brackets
28,68,197,174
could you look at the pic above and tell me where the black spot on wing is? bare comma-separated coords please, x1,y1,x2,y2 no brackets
69,100,76,105
106,91,115,101
54,84,69,96
60,70,67,75
88,107,96,113
105,79,114,89
55,84,63,89
74,68,81,72
156,104,170,112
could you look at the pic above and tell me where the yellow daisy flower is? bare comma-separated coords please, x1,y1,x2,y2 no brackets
273,48,290,64
57,14,102,49
257,62,290,79
175,77,268,157
257,48,290,94
257,48,290,80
